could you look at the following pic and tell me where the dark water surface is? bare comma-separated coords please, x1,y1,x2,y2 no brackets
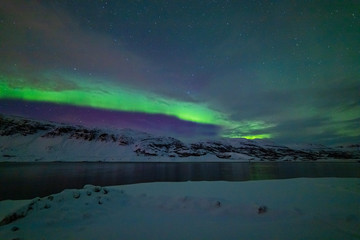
0,162,359,200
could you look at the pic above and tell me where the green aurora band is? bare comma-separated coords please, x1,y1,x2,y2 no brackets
0,72,273,139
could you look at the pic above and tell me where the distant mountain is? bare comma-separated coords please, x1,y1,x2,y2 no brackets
0,115,359,162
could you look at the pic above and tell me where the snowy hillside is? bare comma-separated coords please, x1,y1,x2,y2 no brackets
0,115,359,162
1,178,359,240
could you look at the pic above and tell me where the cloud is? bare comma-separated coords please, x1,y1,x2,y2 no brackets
1,0,359,144
221,120,275,139
267,116,360,145
2,0,227,106
2,71,80,92
0,0,170,95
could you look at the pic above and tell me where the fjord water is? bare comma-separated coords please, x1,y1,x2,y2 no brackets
0,162,359,200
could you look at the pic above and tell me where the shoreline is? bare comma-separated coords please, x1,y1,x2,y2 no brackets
1,178,359,240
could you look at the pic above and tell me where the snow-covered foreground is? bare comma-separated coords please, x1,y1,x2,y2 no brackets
0,178,359,240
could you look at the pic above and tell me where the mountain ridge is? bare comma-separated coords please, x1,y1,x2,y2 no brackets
0,114,359,162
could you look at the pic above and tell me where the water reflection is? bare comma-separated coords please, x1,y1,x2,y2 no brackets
0,162,359,200
249,163,278,180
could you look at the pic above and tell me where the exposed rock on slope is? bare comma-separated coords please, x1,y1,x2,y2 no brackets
0,115,359,162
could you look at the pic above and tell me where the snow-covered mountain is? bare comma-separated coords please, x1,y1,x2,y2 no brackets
0,114,359,162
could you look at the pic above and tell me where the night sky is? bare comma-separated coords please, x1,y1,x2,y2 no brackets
0,0,359,145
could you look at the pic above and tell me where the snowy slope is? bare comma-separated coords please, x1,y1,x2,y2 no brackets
0,178,359,240
0,114,359,162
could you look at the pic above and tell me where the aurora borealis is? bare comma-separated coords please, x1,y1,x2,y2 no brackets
0,0,359,145
0,73,224,125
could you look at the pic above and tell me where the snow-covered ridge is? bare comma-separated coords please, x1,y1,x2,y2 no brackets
0,114,359,162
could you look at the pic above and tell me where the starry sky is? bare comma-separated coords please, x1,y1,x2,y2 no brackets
0,0,359,145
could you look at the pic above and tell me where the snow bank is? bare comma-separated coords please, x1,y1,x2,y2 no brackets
0,178,359,240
